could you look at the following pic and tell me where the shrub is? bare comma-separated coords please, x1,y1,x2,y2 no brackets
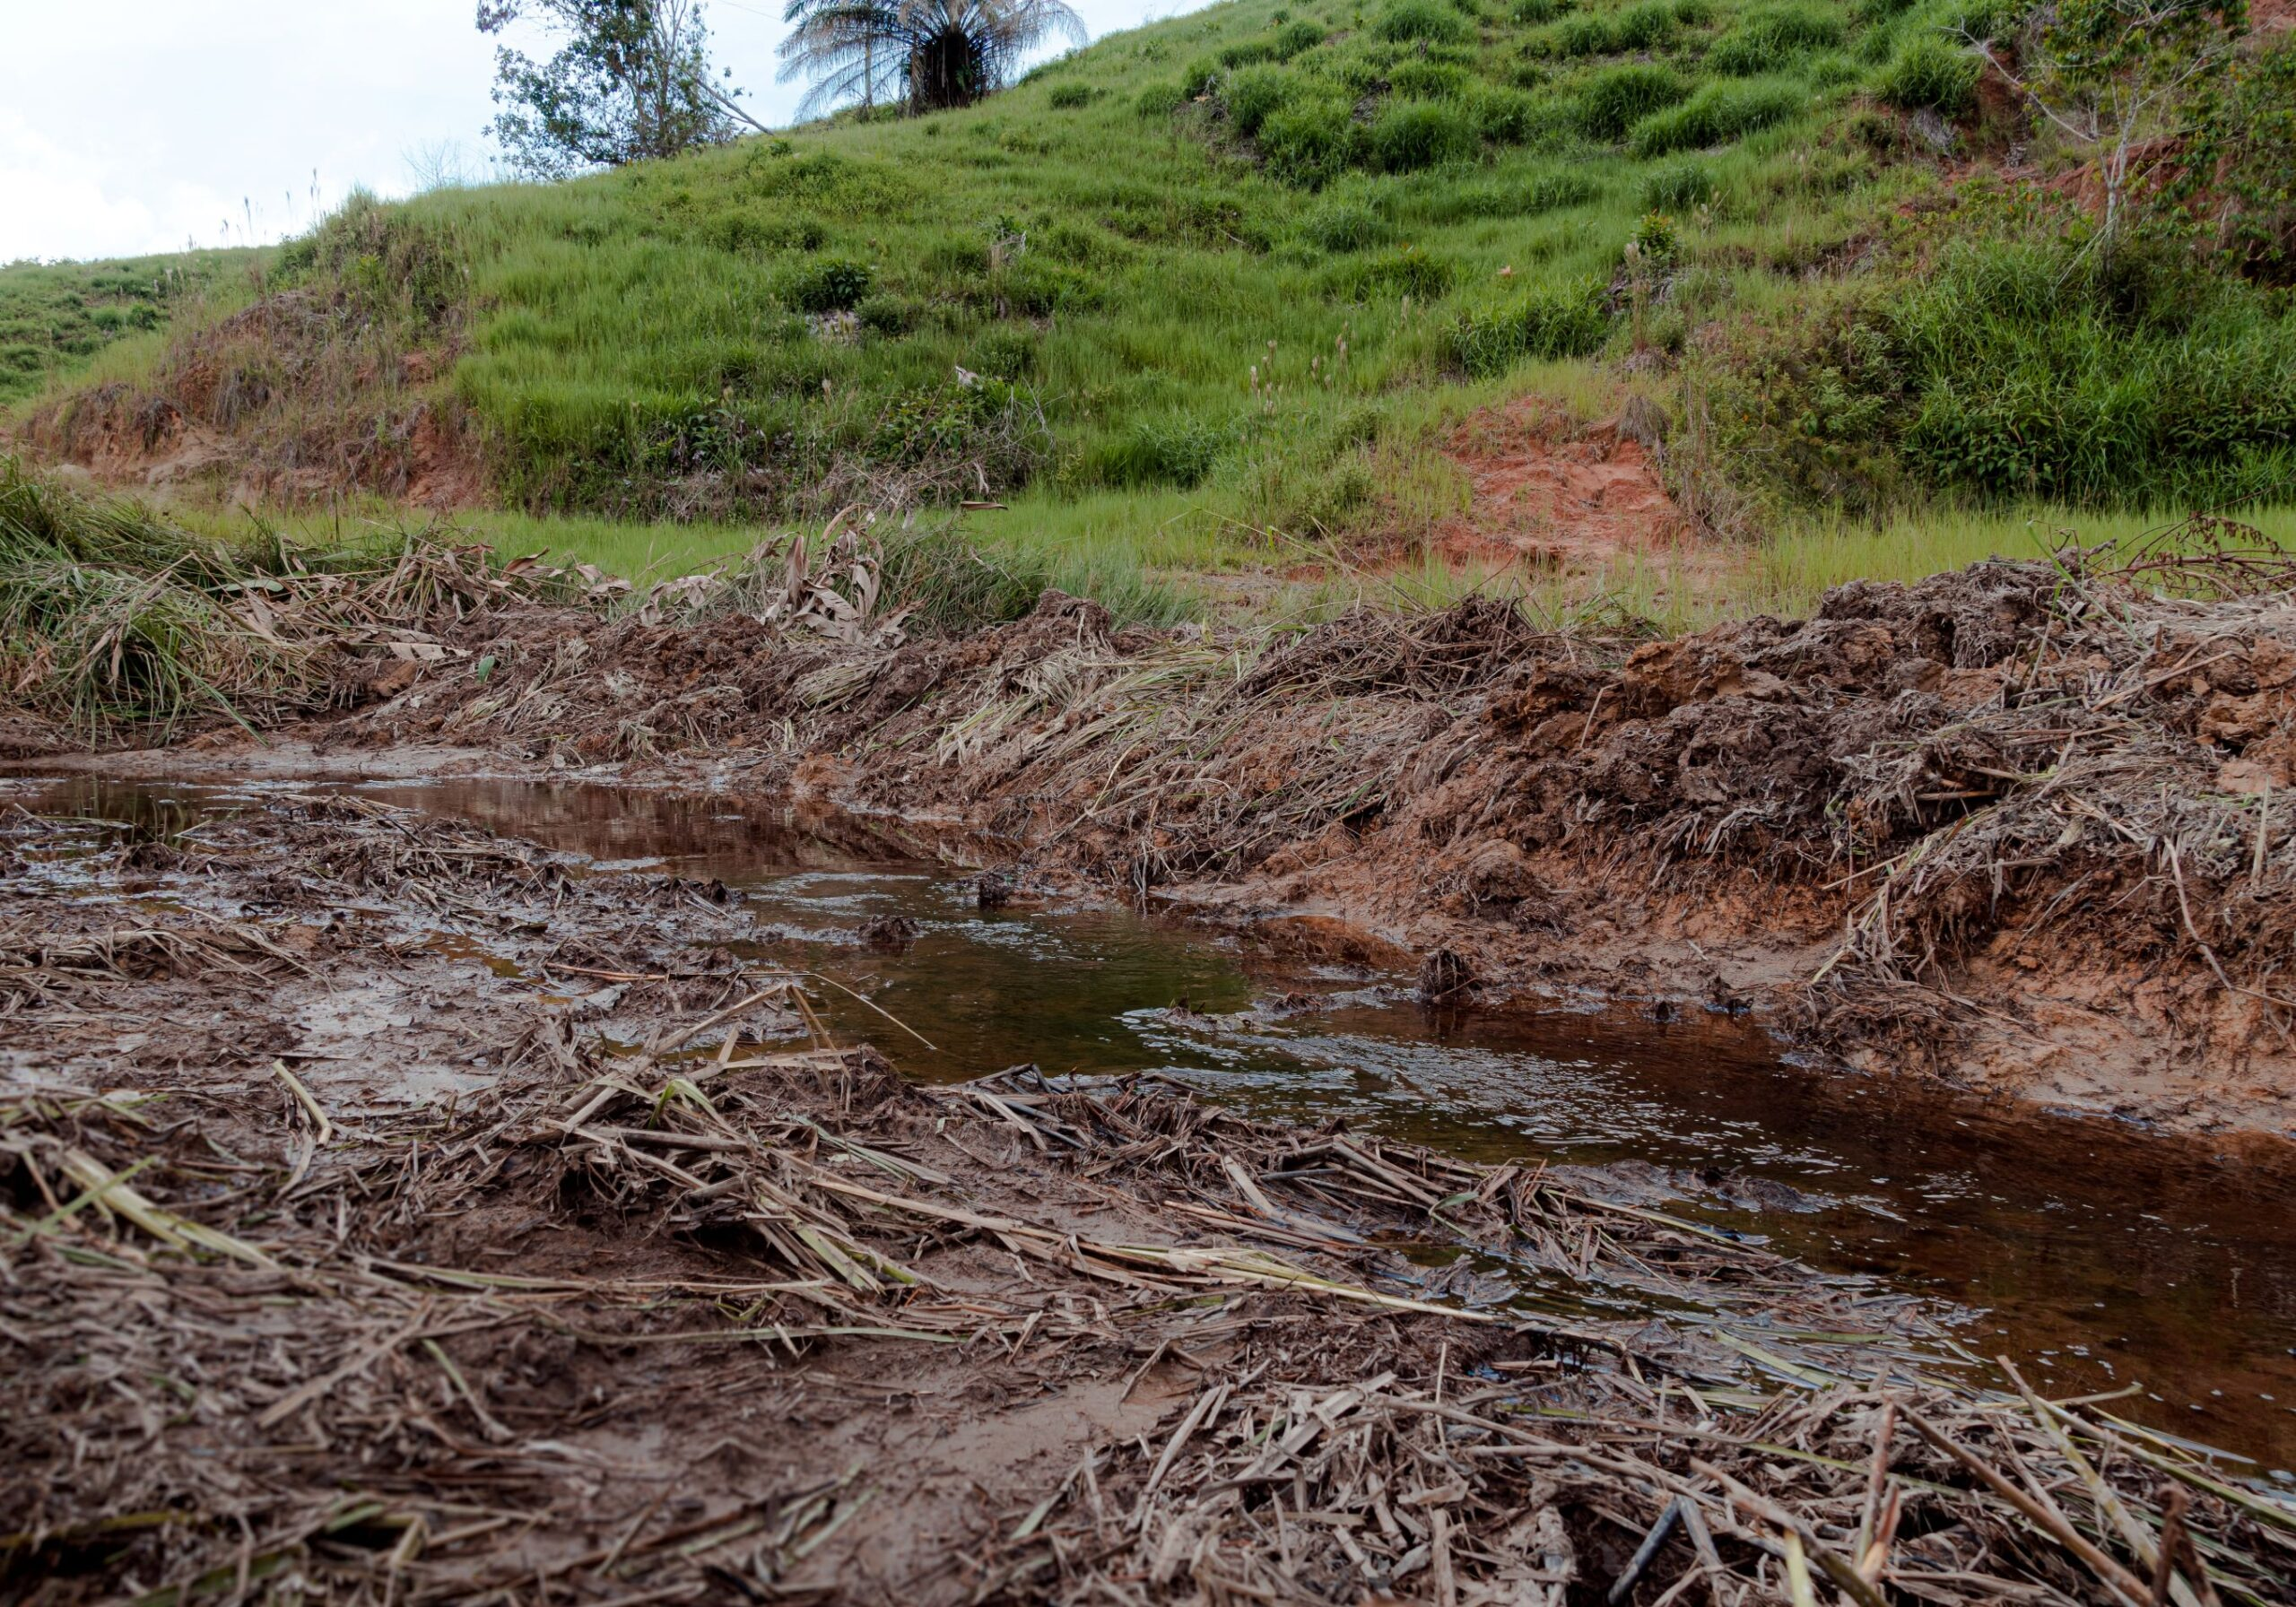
1135,81,1187,117
1300,200,1392,251
1262,95,1363,185
856,293,915,335
1274,19,1327,56
1374,0,1474,43
1630,78,1805,154
1048,82,1098,109
1642,160,1713,209
1707,4,1843,74
1630,210,1681,262
1180,56,1223,96
1371,100,1481,170
1225,65,1297,135
1579,64,1691,140
1220,39,1278,67
1878,37,1980,116
784,256,874,312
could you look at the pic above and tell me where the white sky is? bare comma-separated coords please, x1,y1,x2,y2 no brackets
2,0,1204,265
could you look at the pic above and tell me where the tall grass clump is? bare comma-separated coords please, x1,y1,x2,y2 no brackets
1630,77,1806,153
1706,4,1842,73
1877,36,1979,115
0,459,289,733
1713,231,2296,510
1578,65,1692,141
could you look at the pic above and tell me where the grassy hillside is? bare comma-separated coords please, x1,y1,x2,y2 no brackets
0,249,257,405
12,0,2296,609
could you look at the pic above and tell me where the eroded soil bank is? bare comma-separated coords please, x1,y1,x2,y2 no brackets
7,786,2295,1604
15,550,2296,1137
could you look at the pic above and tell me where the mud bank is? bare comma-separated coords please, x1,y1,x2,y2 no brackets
16,550,2296,1138
7,787,2294,1604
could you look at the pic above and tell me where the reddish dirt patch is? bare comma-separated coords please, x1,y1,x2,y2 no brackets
1421,396,1723,589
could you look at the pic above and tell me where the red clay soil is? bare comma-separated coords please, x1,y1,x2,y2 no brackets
1423,397,1698,579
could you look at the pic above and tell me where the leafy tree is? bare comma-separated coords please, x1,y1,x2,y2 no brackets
477,0,764,177
778,0,1088,117
2179,30,2296,280
1970,0,2248,261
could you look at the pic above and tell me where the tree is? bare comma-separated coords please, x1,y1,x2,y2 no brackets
1969,0,2248,263
777,0,1087,118
477,0,766,178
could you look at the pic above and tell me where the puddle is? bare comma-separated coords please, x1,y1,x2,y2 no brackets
11,771,2296,1472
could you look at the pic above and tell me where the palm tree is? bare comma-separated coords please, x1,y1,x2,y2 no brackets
778,0,1087,117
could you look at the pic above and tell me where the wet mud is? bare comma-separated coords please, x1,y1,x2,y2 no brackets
6,777,2296,1604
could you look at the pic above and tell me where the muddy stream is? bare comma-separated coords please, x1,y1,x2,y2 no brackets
17,771,2296,1478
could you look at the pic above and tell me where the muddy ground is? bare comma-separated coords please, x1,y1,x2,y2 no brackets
13,546,2296,1138
7,786,2293,1605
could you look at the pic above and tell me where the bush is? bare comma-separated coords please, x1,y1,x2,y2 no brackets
1642,160,1713,209
1219,39,1278,67
1180,56,1223,96
1878,37,1980,116
1300,200,1392,251
1135,81,1187,117
1224,65,1296,135
1630,210,1681,261
1374,0,1474,43
1048,82,1098,109
1630,78,1805,154
1371,100,1481,170
1262,95,1363,185
1579,64,1691,140
784,256,874,312
1706,4,1843,74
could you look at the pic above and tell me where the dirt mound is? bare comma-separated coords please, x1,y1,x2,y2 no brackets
20,282,483,508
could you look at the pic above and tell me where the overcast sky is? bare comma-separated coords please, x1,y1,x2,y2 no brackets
3,0,1201,265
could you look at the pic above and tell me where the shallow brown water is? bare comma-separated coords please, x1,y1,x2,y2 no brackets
15,771,2296,1475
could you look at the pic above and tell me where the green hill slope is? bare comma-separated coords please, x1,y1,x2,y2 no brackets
12,0,2295,597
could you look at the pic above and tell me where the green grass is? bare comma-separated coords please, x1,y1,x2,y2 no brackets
18,0,2292,630
0,249,257,406
27,0,1948,537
